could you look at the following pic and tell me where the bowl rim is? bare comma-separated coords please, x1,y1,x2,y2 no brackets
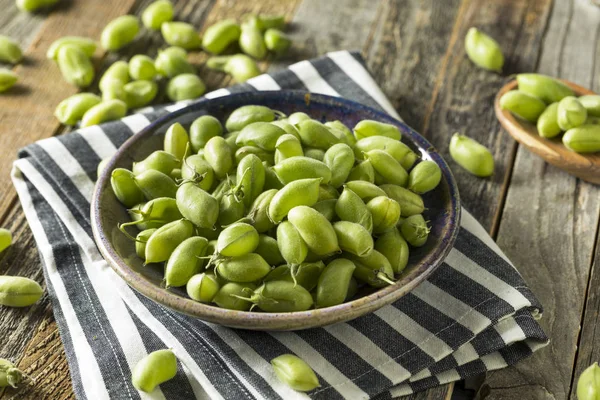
91,90,461,330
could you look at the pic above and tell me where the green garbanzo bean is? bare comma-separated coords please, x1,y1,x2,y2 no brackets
133,150,180,176
135,229,156,259
333,221,374,257
316,258,356,308
0,35,22,64
225,105,276,131
144,219,194,263
202,19,241,54
155,47,195,78
213,282,256,310
216,223,259,258
215,253,271,283
236,121,286,151
577,362,600,400
562,125,600,153
99,61,130,93
0,69,17,93
190,115,222,151
464,27,504,72
256,14,286,31
206,54,261,82
239,19,267,59
400,214,430,247
288,206,339,256
0,228,12,254
0,276,43,307
161,22,202,50
187,273,220,303
499,90,546,122
238,281,313,312
164,122,189,161
56,44,95,88
254,234,285,266
353,120,401,141
407,160,441,194
111,168,145,207
268,178,321,223
181,156,213,188
165,236,209,287
272,156,331,185
271,354,320,392
277,220,308,267
16,0,58,12
47,36,95,60
0,358,24,389
176,181,219,229
167,73,206,101
142,0,174,30
80,99,127,128
347,159,375,183
275,133,303,163
55,93,101,125
101,15,140,51
516,73,574,104
578,95,600,117
264,29,291,55
132,349,177,393
129,55,156,81
557,96,587,131
375,228,409,274
536,102,561,138
366,196,401,234
124,80,158,109
448,133,494,177
379,184,424,217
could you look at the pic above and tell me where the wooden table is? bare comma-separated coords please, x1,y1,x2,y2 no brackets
0,0,598,399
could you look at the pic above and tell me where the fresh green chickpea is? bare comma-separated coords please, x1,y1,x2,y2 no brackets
131,349,177,393
464,27,504,72
448,133,494,177
142,0,174,30
271,354,320,391
101,15,140,51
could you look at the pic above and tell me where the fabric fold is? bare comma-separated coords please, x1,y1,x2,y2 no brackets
11,50,548,400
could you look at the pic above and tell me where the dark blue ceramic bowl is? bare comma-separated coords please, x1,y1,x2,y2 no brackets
92,91,461,330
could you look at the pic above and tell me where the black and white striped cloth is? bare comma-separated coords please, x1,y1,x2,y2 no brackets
11,51,548,400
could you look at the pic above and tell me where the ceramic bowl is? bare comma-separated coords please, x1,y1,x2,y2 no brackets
91,91,461,331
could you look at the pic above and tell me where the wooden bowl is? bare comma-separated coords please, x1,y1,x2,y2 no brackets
495,79,600,184
91,91,461,331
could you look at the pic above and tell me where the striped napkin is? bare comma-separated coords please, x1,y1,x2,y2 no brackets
11,51,548,400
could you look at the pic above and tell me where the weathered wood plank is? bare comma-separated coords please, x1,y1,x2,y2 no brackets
0,200,74,400
572,229,600,399
268,0,382,72
378,0,551,232
365,0,551,398
559,6,600,399
482,1,600,399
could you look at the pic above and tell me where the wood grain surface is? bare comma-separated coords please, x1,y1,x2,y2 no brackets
481,1,600,400
1,0,599,399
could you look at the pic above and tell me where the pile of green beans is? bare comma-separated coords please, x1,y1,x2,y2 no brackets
202,14,291,81
500,73,600,154
47,1,292,126
110,105,443,313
